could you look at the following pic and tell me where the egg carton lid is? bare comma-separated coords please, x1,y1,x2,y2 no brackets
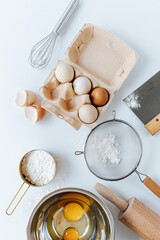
65,24,138,90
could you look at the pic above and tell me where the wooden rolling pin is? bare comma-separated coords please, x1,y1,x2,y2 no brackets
95,183,160,240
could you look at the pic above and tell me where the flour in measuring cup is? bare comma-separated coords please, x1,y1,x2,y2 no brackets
90,135,121,164
21,150,56,186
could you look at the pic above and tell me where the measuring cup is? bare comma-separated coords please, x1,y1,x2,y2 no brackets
6,149,56,215
75,111,160,198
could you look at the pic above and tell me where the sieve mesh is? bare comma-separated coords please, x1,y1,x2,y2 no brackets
84,120,142,181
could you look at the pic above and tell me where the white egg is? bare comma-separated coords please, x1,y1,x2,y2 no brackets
55,62,74,83
79,104,98,124
73,77,91,95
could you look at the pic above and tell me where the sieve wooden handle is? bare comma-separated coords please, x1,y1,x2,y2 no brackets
143,176,160,198
6,182,30,215
95,183,128,211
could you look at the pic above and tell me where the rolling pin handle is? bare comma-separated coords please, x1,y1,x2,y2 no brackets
112,110,116,120
95,183,128,211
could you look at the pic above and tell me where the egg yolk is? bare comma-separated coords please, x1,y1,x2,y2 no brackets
61,193,91,212
64,203,83,222
63,228,79,240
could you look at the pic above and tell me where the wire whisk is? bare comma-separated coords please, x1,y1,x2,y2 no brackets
29,0,79,69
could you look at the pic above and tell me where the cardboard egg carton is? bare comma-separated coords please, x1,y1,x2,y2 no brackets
40,24,138,130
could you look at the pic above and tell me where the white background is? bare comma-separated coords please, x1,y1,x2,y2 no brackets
0,0,160,239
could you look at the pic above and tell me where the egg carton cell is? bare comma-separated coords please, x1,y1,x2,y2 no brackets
40,24,137,130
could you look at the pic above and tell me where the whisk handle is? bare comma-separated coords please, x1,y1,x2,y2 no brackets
53,0,79,35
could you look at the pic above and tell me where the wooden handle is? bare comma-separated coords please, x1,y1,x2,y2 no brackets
145,113,160,135
119,197,160,240
143,176,160,198
95,183,128,211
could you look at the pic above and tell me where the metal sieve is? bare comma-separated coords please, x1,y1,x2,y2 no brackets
75,111,160,198
6,149,56,215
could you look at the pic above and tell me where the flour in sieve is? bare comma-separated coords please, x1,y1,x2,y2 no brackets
89,135,121,165
21,150,56,186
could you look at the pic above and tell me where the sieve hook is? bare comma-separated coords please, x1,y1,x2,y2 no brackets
75,151,84,155
112,110,116,120
135,170,148,183
135,170,160,198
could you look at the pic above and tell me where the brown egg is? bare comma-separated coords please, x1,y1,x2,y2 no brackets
91,88,109,107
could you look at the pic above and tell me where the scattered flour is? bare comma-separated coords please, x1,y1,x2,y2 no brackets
73,136,85,151
27,177,64,206
124,93,141,109
21,150,56,186
27,157,66,207
35,176,64,203
89,135,121,164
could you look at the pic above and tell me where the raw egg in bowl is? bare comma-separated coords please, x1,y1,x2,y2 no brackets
27,188,114,240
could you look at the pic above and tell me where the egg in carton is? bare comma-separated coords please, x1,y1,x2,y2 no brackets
40,24,138,130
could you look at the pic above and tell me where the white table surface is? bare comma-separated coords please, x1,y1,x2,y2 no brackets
0,0,160,239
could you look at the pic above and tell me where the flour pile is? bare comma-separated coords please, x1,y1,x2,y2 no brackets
89,135,121,165
21,150,56,186
124,93,141,109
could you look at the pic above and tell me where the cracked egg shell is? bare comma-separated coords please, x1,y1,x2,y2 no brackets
25,104,45,123
15,90,37,107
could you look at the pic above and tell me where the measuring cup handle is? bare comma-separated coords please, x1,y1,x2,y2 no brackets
6,182,30,215
143,176,160,198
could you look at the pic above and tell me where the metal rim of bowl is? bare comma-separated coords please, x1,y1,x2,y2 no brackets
83,118,143,181
27,187,115,240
